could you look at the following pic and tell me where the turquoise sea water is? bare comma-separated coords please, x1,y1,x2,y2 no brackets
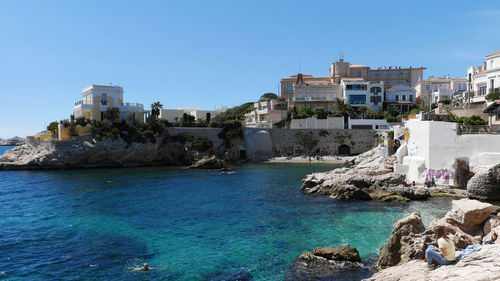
0,146,15,155
0,164,452,280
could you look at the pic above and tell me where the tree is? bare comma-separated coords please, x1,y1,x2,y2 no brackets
485,89,500,101
387,105,400,117
151,101,163,118
314,108,328,119
358,105,368,119
103,107,121,123
333,98,353,128
296,131,319,158
47,121,59,135
259,92,279,101
332,98,353,117
206,112,211,124
297,107,314,119
179,113,196,127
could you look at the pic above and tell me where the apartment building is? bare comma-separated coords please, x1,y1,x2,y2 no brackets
72,84,145,122
414,76,467,106
466,50,500,105
244,99,287,128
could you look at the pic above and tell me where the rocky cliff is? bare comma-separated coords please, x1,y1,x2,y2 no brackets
0,136,25,146
0,134,224,170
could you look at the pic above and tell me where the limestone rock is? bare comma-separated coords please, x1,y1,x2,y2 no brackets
483,225,500,243
467,164,500,201
483,215,500,236
444,199,492,236
313,244,361,262
364,244,500,281
377,212,427,269
329,185,372,201
287,246,366,281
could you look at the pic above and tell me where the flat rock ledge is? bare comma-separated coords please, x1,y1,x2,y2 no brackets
367,199,500,281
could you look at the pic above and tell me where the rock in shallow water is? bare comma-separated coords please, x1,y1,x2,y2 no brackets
286,251,365,281
313,244,361,262
203,269,252,281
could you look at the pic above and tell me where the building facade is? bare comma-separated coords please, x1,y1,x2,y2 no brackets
292,74,342,111
244,99,287,128
414,76,467,106
72,84,145,122
340,78,385,111
466,50,500,105
159,107,226,123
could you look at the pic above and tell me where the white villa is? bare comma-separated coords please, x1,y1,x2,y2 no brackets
244,99,287,128
159,107,227,123
73,84,146,122
466,50,500,105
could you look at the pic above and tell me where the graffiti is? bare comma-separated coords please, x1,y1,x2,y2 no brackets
423,169,454,180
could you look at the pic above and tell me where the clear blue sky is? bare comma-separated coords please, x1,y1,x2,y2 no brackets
1,0,499,138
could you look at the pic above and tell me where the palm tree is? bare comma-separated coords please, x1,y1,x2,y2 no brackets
333,98,353,129
358,105,368,119
151,101,163,118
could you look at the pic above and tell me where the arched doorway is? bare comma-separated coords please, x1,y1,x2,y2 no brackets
338,144,351,156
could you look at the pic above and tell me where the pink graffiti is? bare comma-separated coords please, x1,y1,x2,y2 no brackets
424,169,453,180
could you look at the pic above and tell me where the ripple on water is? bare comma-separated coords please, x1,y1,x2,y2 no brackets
0,164,452,280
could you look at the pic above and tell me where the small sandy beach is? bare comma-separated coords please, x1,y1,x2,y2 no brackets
265,155,355,164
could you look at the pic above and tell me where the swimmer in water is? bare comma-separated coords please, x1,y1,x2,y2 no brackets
130,263,156,272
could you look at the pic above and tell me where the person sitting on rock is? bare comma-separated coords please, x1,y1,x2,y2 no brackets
425,226,456,268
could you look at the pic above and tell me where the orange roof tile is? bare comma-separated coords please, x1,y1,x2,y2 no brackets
486,50,500,57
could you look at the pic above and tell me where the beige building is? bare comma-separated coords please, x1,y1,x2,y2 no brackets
244,99,287,128
280,54,424,112
72,84,145,122
292,73,343,111
414,76,467,106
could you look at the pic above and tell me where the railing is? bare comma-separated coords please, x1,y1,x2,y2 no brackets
457,124,497,134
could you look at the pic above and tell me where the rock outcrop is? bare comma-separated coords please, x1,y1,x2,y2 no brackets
287,245,367,281
313,244,361,262
377,212,429,269
364,244,500,281
369,199,500,280
301,146,415,201
0,136,25,146
0,134,225,170
467,164,500,201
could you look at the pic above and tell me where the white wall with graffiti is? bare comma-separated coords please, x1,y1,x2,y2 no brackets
394,120,500,186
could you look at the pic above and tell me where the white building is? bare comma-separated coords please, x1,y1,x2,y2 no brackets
72,84,145,122
414,76,467,106
244,100,287,128
159,107,226,123
466,50,500,105
341,78,385,111
385,85,416,112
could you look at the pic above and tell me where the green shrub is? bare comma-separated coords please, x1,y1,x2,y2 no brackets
456,115,488,125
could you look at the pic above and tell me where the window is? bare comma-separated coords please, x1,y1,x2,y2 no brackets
348,95,366,104
395,95,399,101
409,95,413,102
370,96,382,105
101,93,107,105
346,84,367,90
443,84,448,90
357,71,361,77
370,87,382,94
425,84,430,91
287,85,293,91
433,85,438,91
402,95,406,101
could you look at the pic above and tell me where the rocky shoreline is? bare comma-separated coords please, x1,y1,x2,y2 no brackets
286,199,500,281
0,134,227,170
301,145,498,201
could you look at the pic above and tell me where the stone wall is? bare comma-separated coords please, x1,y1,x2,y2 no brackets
452,108,489,120
243,128,382,158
